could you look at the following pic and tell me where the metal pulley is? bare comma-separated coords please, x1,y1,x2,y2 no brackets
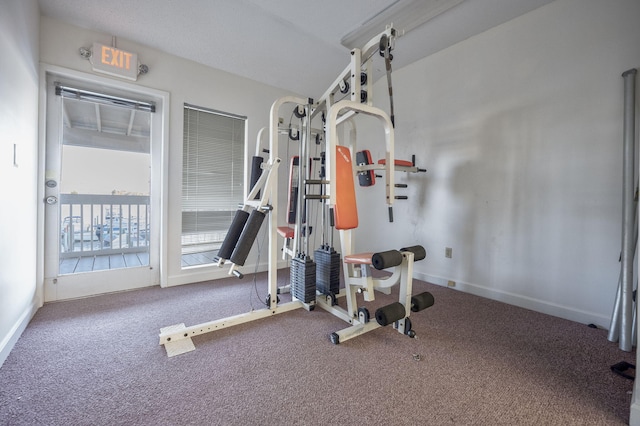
339,79,350,94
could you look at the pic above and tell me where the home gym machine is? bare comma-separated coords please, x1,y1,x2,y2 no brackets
159,25,432,357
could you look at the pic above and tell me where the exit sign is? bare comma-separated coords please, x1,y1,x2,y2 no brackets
90,42,138,81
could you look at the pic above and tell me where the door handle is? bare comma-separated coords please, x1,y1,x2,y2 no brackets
45,196,58,205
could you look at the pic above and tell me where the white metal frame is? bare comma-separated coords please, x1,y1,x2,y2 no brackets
315,250,416,344
159,96,310,356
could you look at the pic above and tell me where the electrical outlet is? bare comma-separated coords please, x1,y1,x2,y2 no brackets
445,247,452,258
447,280,456,287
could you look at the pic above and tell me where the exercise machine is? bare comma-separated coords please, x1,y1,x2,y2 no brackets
159,25,433,357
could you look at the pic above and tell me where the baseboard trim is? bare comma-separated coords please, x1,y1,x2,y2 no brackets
0,300,39,368
631,398,640,426
416,272,611,328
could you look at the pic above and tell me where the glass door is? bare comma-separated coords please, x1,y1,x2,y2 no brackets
43,74,161,301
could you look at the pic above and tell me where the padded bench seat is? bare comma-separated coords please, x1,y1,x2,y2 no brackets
277,226,295,239
343,252,374,265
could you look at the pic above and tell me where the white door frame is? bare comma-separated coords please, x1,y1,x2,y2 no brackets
37,64,169,302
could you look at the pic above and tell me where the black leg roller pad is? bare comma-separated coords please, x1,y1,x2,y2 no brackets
375,302,406,327
217,210,250,260
400,245,426,262
411,292,435,312
371,250,403,270
229,210,266,266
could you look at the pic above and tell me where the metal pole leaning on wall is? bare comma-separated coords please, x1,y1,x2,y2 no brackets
619,68,637,352
608,203,638,343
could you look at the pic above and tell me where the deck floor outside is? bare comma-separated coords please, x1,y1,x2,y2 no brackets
59,250,218,274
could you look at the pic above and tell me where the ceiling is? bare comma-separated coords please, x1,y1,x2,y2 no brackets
61,97,150,153
39,0,555,97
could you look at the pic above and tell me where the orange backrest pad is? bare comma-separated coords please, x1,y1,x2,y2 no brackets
378,158,414,167
335,145,358,230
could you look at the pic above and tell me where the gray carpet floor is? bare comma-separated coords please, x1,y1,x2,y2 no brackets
0,271,635,425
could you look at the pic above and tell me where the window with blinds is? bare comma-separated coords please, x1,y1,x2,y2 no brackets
182,104,246,261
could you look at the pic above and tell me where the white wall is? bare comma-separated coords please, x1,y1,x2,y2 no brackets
355,0,640,327
38,17,297,287
0,0,41,366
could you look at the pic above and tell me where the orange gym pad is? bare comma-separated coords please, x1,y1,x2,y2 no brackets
378,158,413,167
334,146,358,230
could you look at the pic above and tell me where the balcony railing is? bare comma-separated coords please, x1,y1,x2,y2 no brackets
60,194,150,259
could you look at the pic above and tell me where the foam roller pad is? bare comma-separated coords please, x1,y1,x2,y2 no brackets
400,245,426,262
218,210,250,260
411,292,435,312
249,156,264,199
229,210,266,266
371,250,403,270
375,302,406,326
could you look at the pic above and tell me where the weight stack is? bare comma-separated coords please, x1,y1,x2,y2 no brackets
314,245,340,295
290,254,317,303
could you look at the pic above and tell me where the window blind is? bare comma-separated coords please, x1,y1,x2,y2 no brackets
182,105,246,244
